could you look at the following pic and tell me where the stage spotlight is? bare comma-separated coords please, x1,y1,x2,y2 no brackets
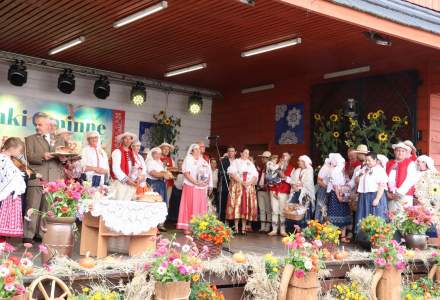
94,75,110,99
58,68,75,94
8,60,27,86
187,92,203,115
131,81,146,106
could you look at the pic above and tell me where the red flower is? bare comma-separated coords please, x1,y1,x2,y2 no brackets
8,256,20,266
4,275,15,284
60,206,69,213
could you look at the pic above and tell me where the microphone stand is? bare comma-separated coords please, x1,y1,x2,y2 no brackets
211,137,230,220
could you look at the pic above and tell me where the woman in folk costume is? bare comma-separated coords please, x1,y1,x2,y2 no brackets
377,154,389,169
226,148,258,235
327,153,352,242
80,131,109,187
315,157,332,222
131,141,147,191
354,152,389,233
0,138,27,241
111,132,137,201
386,142,418,212
289,155,315,229
414,155,438,237
177,144,210,235
159,143,175,205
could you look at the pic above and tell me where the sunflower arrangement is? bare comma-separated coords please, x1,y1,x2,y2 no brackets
313,110,345,161
151,110,182,153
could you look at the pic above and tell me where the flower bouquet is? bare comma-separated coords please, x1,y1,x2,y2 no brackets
331,281,368,300
67,287,122,300
189,214,232,259
0,242,48,299
263,253,282,280
402,277,440,300
303,220,341,250
392,205,433,249
149,235,204,300
279,233,324,300
371,239,406,271
189,282,225,300
359,215,395,248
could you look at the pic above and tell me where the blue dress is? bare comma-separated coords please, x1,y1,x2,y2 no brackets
327,190,352,227
354,192,388,233
314,186,327,223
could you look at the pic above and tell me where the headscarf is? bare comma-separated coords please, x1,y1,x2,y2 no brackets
377,154,389,169
329,153,345,169
186,144,200,159
416,155,437,172
146,147,162,163
82,131,106,156
298,155,312,169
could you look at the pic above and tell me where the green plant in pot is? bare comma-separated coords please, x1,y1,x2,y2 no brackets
358,215,395,249
392,205,433,250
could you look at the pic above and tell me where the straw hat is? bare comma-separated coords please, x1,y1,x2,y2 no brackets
392,142,411,151
353,144,369,154
116,132,137,144
403,140,417,152
258,151,271,158
85,131,99,139
159,142,175,150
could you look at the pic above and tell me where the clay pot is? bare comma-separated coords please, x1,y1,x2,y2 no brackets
404,234,428,250
154,281,190,300
370,267,402,300
42,217,75,264
0,293,27,300
278,264,319,300
428,265,440,283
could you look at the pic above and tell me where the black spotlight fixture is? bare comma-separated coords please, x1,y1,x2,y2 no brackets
363,31,392,46
8,60,27,86
187,92,203,115
58,68,75,94
94,75,110,99
131,81,146,106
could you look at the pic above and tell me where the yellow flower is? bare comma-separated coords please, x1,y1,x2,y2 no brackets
314,113,321,121
272,267,278,272
329,114,339,122
378,132,388,143
392,116,401,123
82,287,90,294
367,112,373,120
372,112,379,119
159,110,165,116
350,119,358,127
333,131,340,139
192,274,200,282
376,109,384,115
199,221,208,230
164,118,171,125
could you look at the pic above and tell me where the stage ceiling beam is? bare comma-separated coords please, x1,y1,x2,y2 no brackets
277,0,440,50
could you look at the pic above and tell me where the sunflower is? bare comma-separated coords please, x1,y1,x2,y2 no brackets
329,114,339,122
350,119,358,127
392,116,401,123
376,109,384,115
333,131,340,138
378,132,388,143
164,118,171,125
372,112,379,120
430,184,440,196
314,113,321,121
367,112,373,120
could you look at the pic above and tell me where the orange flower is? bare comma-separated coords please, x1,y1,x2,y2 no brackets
4,275,15,284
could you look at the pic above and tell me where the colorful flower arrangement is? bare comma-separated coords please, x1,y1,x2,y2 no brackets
148,235,204,283
402,277,440,300
282,233,325,278
189,282,225,300
393,205,433,235
67,287,122,300
190,214,232,245
371,239,407,270
0,242,48,298
303,220,341,247
263,253,282,279
151,110,181,153
331,281,368,300
359,215,395,247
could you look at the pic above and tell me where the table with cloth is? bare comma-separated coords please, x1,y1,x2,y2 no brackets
79,199,167,258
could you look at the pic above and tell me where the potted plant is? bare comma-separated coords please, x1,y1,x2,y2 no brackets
278,233,324,300
358,215,395,249
27,180,92,263
149,236,204,300
0,242,48,300
263,253,282,280
402,277,440,300
189,214,232,259
429,250,440,283
370,240,407,300
392,205,433,250
189,282,225,300
303,220,341,252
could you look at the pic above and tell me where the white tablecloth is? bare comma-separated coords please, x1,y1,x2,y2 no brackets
87,199,168,235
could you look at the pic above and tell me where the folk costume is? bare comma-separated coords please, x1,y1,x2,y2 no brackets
159,143,175,205
80,131,109,187
146,148,167,202
257,151,272,232
111,134,137,201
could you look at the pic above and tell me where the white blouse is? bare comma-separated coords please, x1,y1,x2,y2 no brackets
174,173,184,190
211,168,219,188
357,165,388,193
130,153,147,180
182,155,211,189
81,146,109,185
145,159,165,180
388,160,417,195
327,168,346,193
227,158,258,183
318,165,331,185
0,154,26,200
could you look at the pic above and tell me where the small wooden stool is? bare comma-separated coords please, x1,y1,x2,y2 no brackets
80,213,157,258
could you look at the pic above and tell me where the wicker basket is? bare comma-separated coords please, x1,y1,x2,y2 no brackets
194,238,222,259
283,203,307,221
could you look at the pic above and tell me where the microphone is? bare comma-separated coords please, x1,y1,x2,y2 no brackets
207,135,220,140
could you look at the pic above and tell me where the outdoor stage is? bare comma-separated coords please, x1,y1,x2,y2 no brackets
14,231,438,300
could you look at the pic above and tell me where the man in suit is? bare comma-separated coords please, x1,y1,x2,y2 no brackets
217,146,236,222
24,113,65,241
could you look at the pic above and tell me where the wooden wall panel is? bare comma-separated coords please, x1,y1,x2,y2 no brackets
406,0,440,11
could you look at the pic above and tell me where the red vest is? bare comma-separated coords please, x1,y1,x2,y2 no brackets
111,146,135,179
271,164,294,194
386,158,415,196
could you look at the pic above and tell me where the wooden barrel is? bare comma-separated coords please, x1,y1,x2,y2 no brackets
42,217,75,264
154,281,190,300
278,265,319,300
371,268,402,300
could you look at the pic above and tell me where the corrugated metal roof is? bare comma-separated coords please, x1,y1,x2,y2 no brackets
331,0,440,35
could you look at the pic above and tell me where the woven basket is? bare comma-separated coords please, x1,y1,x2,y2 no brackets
283,203,307,221
194,238,222,259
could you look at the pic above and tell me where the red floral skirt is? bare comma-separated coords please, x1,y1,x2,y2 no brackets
226,180,258,221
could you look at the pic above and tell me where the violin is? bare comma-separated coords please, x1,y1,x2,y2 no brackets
11,157,36,177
